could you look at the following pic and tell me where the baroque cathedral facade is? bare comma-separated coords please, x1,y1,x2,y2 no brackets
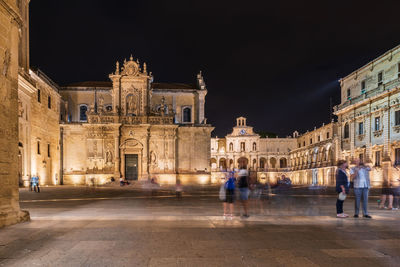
18,54,213,186
58,57,212,185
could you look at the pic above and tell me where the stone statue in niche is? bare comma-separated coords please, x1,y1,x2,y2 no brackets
106,150,112,164
98,96,104,112
127,95,137,115
160,96,166,115
18,101,24,118
150,151,157,166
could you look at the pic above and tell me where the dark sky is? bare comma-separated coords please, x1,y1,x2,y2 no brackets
30,0,400,137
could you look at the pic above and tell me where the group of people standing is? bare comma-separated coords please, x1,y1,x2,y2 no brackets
220,168,270,219
336,159,372,218
336,158,400,218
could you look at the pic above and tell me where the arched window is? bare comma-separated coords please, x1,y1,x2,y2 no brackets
343,123,349,138
229,142,233,151
182,107,191,123
280,158,287,168
252,142,257,151
219,158,226,169
259,158,266,169
79,104,88,121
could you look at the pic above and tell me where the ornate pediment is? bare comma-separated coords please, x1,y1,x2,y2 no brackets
116,54,148,77
121,55,140,76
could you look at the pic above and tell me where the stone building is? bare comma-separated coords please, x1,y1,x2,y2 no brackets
334,44,400,186
0,0,30,227
59,56,213,185
18,69,62,186
211,117,297,183
289,122,339,185
211,117,341,185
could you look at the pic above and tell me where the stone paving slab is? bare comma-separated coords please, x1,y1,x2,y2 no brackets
0,187,400,266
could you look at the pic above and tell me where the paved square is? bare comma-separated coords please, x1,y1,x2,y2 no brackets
0,186,399,266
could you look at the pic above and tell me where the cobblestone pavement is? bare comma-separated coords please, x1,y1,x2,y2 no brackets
0,185,399,266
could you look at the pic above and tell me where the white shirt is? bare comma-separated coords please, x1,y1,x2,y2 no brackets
350,166,370,188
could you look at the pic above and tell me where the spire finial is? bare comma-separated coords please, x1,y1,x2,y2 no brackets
143,62,147,74
130,54,133,61
115,61,120,75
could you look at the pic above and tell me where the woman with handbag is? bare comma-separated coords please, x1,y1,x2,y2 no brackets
336,160,349,218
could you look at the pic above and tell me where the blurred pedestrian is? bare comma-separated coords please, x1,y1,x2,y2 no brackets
238,168,250,218
32,174,40,193
336,160,349,218
393,182,400,210
379,179,393,209
250,179,262,214
150,177,160,197
224,171,236,219
119,175,130,186
260,181,271,214
29,175,33,191
176,179,183,200
350,159,372,218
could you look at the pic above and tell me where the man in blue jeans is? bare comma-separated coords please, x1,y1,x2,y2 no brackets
350,159,372,218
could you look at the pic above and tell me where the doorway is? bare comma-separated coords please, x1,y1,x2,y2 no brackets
125,154,138,180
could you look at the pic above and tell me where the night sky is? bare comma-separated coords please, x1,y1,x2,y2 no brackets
30,0,400,137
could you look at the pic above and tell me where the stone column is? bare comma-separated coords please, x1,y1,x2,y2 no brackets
198,91,206,124
383,107,391,160
382,105,392,187
172,95,177,123
365,113,372,163
350,118,355,159
0,1,29,227
114,134,120,177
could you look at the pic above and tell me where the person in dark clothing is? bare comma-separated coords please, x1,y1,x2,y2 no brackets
238,168,250,218
336,160,349,218
224,172,236,220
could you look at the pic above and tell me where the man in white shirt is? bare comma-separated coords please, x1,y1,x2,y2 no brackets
350,159,372,218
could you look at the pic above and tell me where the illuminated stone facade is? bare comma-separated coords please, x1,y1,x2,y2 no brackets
211,117,297,184
18,70,62,186
0,0,30,227
59,56,213,185
212,45,400,187
289,122,339,185
334,44,400,187
212,118,340,185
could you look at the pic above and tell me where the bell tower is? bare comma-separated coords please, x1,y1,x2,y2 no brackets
236,117,247,127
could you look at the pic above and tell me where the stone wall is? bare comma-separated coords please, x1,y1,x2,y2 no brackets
0,0,29,227
29,72,61,185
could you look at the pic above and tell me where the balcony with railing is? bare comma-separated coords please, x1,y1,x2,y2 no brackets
86,113,174,125
335,78,400,112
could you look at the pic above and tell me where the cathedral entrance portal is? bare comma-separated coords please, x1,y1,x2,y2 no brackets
125,154,138,180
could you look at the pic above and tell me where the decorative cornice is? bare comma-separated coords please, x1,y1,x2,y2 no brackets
0,0,23,27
